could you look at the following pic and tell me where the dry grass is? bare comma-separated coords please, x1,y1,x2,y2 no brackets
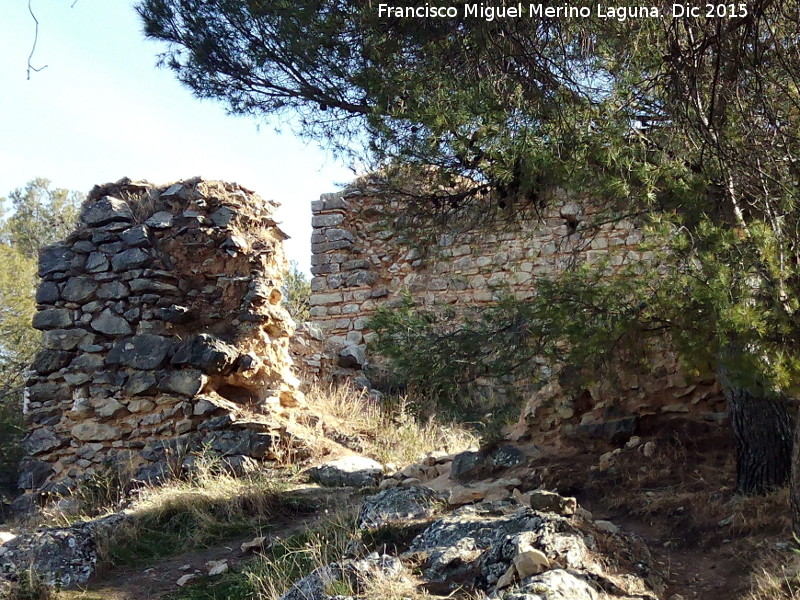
746,552,800,600
98,454,313,566
304,382,478,466
167,507,466,600
1,567,57,600
576,434,790,545
244,509,359,599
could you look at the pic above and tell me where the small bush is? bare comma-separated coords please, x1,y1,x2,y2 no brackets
367,292,546,420
282,262,311,323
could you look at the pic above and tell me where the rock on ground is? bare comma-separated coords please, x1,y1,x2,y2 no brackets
306,455,384,488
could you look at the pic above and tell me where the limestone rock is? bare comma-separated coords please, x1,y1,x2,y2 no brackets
514,548,550,578
0,513,129,589
85,252,109,273
176,573,197,587
120,224,151,248
241,536,268,553
358,486,441,530
42,328,95,351
93,398,126,418
71,422,120,442
124,371,158,396
280,554,405,600
97,281,129,300
307,455,383,488
38,244,73,276
144,211,174,228
573,418,637,444
36,281,61,304
450,449,485,481
518,489,577,516
205,559,229,576
448,479,521,506
489,569,599,600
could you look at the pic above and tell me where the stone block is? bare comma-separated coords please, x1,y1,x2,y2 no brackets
32,308,72,330
81,196,134,227
309,292,343,306
311,213,344,228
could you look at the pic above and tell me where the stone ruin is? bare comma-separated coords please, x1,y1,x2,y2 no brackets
20,177,308,497
17,173,729,499
305,176,727,443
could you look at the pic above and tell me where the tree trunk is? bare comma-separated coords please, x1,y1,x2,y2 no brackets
723,384,793,494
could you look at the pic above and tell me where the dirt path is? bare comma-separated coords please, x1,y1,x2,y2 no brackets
78,519,310,600
65,487,356,600
602,510,749,600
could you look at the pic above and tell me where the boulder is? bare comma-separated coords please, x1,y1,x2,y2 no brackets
487,569,599,600
280,554,405,600
0,513,129,589
450,449,486,482
358,486,441,530
307,455,384,488
406,503,613,592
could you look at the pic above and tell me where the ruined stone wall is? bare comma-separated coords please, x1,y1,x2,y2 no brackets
308,179,727,438
309,181,648,359
22,178,305,495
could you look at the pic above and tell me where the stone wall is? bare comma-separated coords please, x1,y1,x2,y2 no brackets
309,180,648,361
21,177,306,496
308,178,727,439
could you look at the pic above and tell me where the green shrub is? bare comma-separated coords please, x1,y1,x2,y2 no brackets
281,262,311,323
367,292,547,421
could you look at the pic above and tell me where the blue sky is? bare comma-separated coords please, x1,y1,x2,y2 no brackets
0,1,354,273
